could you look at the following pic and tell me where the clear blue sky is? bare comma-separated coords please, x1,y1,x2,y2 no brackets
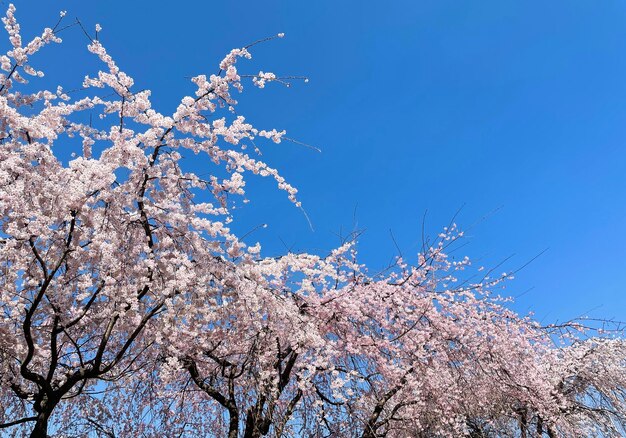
15,0,626,323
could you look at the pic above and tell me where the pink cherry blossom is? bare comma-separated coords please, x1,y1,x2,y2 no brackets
0,5,625,438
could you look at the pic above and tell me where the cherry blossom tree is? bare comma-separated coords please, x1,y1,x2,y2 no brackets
0,4,625,438
55,231,626,438
0,5,302,436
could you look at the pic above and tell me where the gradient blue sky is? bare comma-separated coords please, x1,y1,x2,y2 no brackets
15,0,626,323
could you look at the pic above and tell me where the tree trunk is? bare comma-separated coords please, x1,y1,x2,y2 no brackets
29,410,51,438
29,395,58,438
227,407,239,438
518,409,528,438
243,409,256,438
